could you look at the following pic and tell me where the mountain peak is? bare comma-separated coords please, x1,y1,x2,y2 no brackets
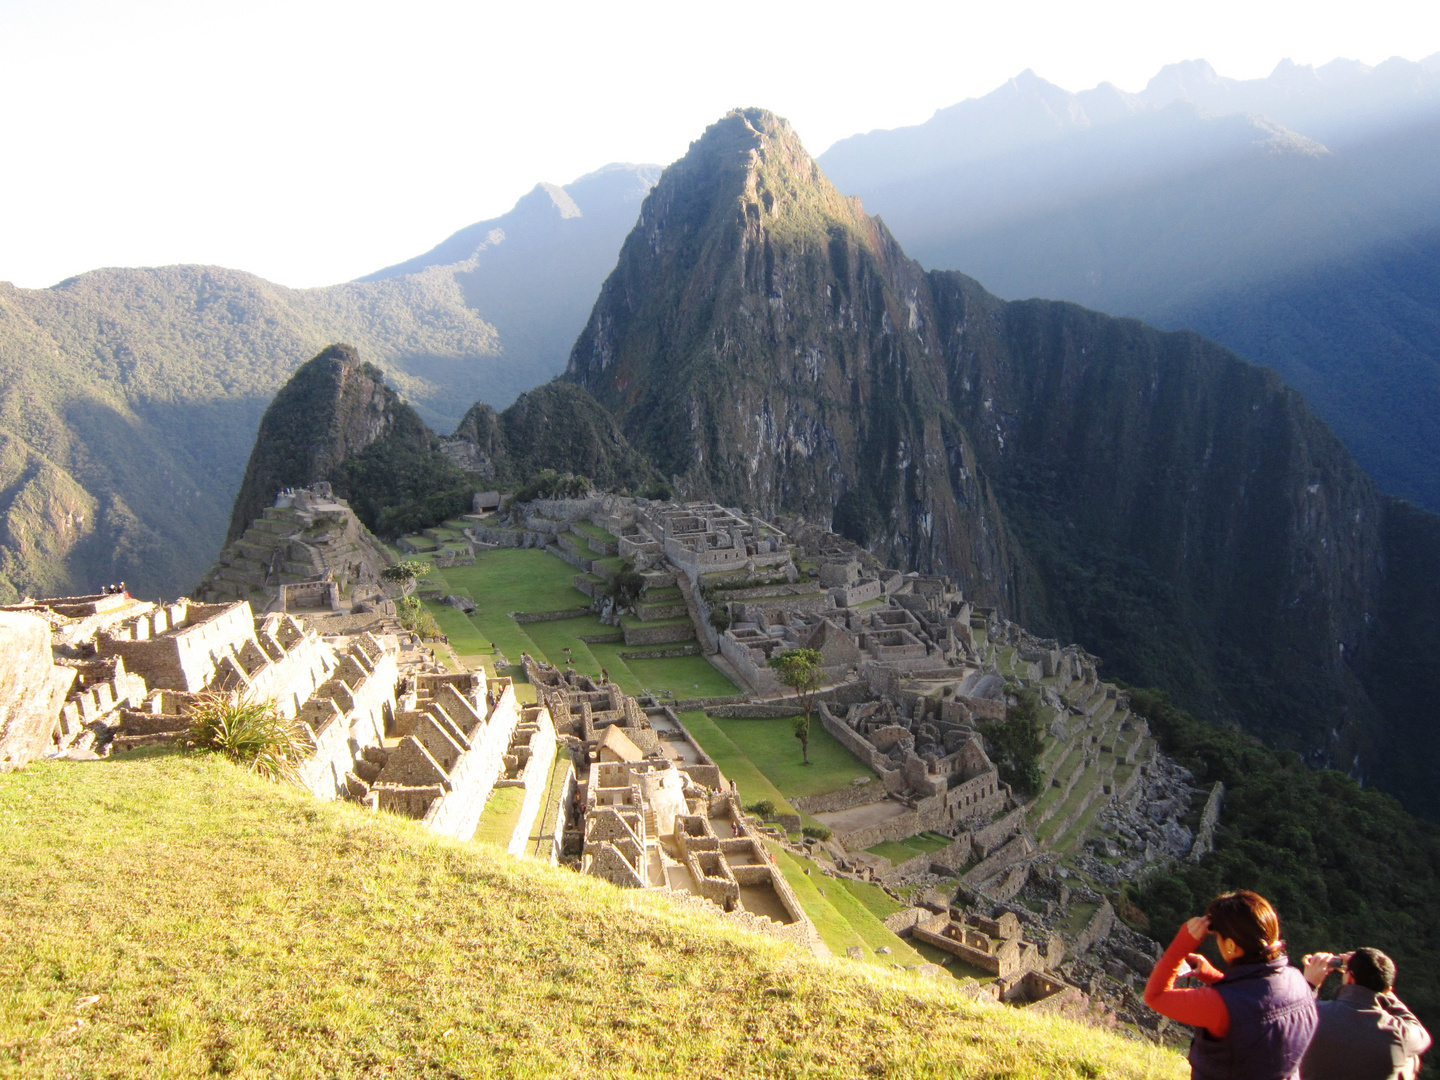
1142,58,1229,106
514,181,583,221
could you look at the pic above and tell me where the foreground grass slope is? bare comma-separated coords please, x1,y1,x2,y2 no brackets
0,752,1184,1079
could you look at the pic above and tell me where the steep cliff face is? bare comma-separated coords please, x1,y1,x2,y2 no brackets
567,109,1021,604
563,107,1440,805
930,275,1386,752
449,382,657,493
225,344,433,542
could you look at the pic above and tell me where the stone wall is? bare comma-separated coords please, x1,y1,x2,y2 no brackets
1071,899,1116,955
1189,781,1225,862
622,621,697,647
295,634,397,801
98,601,256,692
0,612,78,769
513,607,594,624
973,806,1027,857
881,833,974,882
961,833,1034,888
421,682,525,841
505,711,559,857
791,781,887,816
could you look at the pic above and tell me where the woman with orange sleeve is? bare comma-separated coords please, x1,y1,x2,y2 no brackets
1144,890,1317,1079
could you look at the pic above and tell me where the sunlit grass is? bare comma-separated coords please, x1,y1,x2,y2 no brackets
0,751,1188,1079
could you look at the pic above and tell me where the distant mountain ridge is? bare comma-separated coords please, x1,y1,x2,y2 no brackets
360,162,661,405
818,55,1440,512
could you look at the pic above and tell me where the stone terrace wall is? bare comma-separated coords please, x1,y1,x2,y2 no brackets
505,711,559,857
1071,899,1116,955
295,634,397,800
98,601,256,692
791,782,888,816
881,833,974,882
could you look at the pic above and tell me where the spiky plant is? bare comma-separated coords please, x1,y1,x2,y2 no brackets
183,693,307,782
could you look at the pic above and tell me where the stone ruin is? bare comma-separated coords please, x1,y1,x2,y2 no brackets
520,652,823,953
194,484,397,621
0,588,572,855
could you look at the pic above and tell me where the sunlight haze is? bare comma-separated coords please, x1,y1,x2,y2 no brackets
2,0,1436,289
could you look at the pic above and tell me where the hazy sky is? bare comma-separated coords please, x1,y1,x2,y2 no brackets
2,0,1437,290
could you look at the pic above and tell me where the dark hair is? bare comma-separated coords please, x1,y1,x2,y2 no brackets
1206,890,1284,963
1346,948,1396,993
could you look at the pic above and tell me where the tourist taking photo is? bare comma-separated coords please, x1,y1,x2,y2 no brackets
1299,947,1430,1080
1144,889,1317,1079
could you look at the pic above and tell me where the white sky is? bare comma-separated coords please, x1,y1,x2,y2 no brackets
2,0,1437,290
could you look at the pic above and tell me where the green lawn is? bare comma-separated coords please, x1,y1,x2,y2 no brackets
766,844,928,969
473,786,526,847
865,832,955,865
833,877,905,921
423,601,492,673
710,717,874,800
421,550,736,703
440,549,593,614
678,712,796,817
570,521,618,546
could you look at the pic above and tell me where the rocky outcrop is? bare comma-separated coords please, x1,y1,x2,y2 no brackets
226,344,427,542
448,382,659,493
0,612,77,768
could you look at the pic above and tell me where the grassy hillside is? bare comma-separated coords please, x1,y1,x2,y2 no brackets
0,751,1186,1079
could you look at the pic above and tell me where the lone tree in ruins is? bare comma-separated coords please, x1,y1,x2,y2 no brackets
381,559,432,596
768,648,824,766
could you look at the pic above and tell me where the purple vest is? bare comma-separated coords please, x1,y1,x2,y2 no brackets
1188,956,1318,1080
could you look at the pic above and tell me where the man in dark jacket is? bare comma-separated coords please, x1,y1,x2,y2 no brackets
1300,948,1430,1080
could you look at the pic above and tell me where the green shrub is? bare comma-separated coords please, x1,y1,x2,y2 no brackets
978,688,1044,796
608,561,645,607
183,694,307,782
802,825,832,841
748,799,779,821
396,595,443,639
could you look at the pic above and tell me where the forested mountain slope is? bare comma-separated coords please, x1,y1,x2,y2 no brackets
0,164,656,601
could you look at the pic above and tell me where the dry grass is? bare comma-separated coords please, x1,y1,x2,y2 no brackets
0,750,1186,1079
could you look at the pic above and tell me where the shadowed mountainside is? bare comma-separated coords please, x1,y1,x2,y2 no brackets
818,58,1440,512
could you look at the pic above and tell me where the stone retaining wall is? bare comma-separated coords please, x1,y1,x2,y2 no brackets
1189,781,1225,862
505,718,559,858
1072,899,1116,954
513,607,594,624
622,621,696,646
881,833,974,883
706,703,803,719
792,782,887,815
619,645,701,660
830,804,926,851
670,694,748,710
973,806,1026,856
961,833,1033,886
